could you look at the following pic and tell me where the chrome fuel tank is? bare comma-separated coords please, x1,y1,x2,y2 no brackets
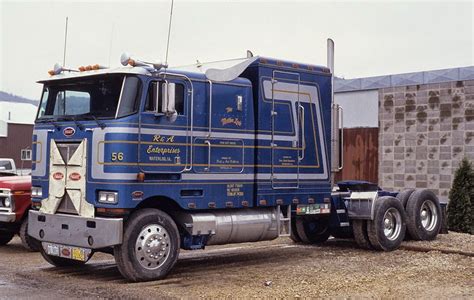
176,208,279,245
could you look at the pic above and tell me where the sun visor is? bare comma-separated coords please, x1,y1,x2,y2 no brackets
205,56,259,82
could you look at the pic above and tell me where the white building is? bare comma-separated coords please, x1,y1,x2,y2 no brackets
0,101,37,137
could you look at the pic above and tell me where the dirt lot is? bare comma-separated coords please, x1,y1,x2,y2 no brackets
0,233,472,299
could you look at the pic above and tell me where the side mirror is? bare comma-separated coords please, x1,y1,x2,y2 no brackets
153,83,163,116
162,82,176,114
155,82,177,121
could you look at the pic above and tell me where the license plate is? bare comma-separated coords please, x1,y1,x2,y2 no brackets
44,242,91,262
296,204,331,215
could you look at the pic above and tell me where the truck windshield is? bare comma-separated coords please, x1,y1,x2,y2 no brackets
36,74,140,121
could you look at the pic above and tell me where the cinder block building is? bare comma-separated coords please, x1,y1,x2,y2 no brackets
335,66,474,201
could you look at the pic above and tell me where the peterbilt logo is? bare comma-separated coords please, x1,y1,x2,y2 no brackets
63,127,75,137
132,191,144,200
52,172,64,180
61,248,71,257
69,172,81,181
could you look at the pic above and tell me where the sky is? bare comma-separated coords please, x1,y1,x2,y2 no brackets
0,0,473,100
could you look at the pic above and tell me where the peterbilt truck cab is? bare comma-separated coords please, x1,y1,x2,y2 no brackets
29,48,442,282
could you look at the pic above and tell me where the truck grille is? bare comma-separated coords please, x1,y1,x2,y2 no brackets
56,142,81,165
57,193,79,215
54,141,82,215
0,189,12,212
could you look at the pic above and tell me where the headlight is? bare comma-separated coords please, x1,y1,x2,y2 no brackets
98,191,118,204
3,197,11,208
31,186,43,198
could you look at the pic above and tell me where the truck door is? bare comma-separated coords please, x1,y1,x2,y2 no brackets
270,71,302,189
138,79,190,174
193,81,245,174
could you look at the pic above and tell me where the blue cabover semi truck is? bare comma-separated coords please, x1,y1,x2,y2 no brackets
29,40,443,281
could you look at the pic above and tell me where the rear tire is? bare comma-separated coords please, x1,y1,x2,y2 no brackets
39,246,89,267
19,217,41,251
295,217,330,244
352,220,373,249
0,232,14,246
289,219,303,243
331,227,354,239
114,208,180,282
396,189,415,208
406,189,441,241
396,189,415,240
367,196,406,251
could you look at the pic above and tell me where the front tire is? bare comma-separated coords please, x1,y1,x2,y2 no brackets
367,196,406,251
19,217,41,251
406,189,441,241
114,208,180,282
295,217,330,244
0,232,14,246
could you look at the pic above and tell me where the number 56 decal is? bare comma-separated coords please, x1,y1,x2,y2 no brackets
111,152,124,161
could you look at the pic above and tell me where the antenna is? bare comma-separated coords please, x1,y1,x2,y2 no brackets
164,0,174,69
63,17,69,66
108,23,115,67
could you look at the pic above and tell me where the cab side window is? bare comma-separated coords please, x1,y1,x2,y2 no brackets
174,84,185,114
146,82,162,112
146,81,185,115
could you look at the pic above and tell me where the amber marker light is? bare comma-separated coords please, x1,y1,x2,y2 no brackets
137,172,145,182
96,208,129,215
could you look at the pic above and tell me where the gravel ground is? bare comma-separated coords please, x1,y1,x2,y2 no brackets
403,231,474,253
0,232,472,299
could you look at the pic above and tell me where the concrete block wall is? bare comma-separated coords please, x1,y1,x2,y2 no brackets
378,80,474,200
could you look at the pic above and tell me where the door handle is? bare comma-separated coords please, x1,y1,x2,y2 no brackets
204,140,211,172
298,104,305,161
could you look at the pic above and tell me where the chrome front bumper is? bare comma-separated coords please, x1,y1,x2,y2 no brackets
0,212,16,223
28,210,123,249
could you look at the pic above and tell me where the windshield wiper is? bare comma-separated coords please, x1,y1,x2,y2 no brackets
55,115,85,130
71,115,85,131
76,112,106,129
36,117,61,130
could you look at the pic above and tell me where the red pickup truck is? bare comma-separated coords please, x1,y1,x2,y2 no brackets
0,174,39,251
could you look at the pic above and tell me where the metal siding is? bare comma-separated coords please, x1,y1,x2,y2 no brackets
335,66,474,93
334,90,379,128
0,123,33,169
335,128,379,184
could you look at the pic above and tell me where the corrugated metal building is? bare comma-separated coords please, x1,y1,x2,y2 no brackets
334,66,474,201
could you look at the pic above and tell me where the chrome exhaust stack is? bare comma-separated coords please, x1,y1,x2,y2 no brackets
328,39,343,187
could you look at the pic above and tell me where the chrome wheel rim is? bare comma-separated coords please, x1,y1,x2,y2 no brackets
383,208,402,241
135,224,171,270
420,200,438,232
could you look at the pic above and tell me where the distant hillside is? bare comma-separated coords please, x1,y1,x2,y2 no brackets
0,91,38,106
